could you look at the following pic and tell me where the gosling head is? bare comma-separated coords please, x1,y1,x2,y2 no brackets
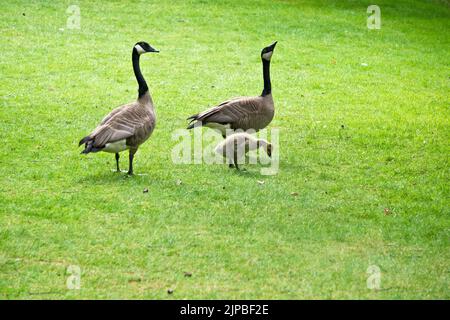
134,41,159,55
266,143,273,157
257,139,273,158
261,41,277,61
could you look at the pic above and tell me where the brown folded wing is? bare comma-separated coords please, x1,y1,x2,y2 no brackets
192,96,273,131
89,103,153,148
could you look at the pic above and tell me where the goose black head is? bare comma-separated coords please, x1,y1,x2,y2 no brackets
261,41,277,61
134,41,159,55
257,139,273,157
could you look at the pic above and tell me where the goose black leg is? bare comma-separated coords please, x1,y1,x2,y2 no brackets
115,153,120,172
224,133,234,167
128,148,137,175
233,152,239,171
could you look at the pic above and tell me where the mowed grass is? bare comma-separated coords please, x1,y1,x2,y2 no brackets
0,0,449,299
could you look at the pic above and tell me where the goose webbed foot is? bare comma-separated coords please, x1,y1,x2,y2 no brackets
228,163,240,170
230,161,240,171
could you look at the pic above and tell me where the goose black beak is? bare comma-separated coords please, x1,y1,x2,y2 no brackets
268,41,277,51
147,46,159,53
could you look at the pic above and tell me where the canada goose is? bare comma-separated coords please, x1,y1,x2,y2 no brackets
215,132,272,170
79,41,159,175
187,41,277,137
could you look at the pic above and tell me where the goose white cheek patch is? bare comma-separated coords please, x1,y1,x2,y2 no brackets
134,44,145,54
262,51,273,60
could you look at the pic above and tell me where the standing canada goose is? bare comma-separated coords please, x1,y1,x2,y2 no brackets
187,41,277,137
215,132,272,170
79,41,159,175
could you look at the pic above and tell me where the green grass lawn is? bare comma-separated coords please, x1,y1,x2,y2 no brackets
0,0,449,299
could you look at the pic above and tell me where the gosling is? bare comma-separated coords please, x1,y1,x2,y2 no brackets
214,132,272,170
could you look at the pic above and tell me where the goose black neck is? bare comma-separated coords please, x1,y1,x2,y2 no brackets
261,59,271,96
132,48,148,98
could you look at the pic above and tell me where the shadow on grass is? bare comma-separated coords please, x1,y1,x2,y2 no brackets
214,164,278,179
76,169,160,185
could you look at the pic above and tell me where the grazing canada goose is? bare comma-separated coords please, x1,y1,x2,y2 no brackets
215,132,272,170
79,41,159,175
187,41,277,137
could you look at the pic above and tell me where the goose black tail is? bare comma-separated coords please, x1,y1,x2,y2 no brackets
80,141,94,154
186,114,199,130
186,114,198,121
79,136,96,154
79,136,91,146
81,147,91,154
80,143,103,154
